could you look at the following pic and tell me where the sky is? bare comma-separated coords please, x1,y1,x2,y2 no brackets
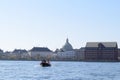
0,0,120,51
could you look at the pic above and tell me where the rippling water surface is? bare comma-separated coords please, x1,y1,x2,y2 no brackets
0,61,120,80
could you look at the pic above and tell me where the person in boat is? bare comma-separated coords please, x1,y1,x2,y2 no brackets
40,59,51,67
41,60,46,63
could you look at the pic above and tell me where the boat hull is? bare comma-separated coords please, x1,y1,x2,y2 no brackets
40,63,51,67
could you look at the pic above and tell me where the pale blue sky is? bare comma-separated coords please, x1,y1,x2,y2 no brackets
0,0,120,51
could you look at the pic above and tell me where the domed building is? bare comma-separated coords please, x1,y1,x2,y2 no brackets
60,38,73,52
55,38,76,60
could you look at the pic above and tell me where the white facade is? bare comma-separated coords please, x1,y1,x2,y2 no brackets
29,51,54,59
20,52,30,59
55,39,77,60
56,51,76,59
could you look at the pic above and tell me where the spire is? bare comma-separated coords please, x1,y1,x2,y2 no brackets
66,38,69,43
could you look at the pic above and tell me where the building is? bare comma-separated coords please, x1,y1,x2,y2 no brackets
12,49,28,53
0,49,3,54
60,38,73,52
0,49,4,59
74,47,85,61
118,48,120,60
1,51,12,60
56,38,76,60
29,47,53,60
85,42,118,61
11,49,29,60
56,51,75,60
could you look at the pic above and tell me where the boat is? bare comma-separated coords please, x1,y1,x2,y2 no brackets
40,63,51,67
40,60,51,67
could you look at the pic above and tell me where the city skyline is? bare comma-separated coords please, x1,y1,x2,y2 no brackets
0,40,119,52
0,0,120,51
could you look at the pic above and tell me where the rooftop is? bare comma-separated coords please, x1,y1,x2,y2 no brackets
12,49,28,53
30,47,52,52
86,42,118,48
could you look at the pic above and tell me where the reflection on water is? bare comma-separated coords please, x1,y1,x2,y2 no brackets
0,61,120,80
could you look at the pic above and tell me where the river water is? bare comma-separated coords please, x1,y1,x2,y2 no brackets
0,61,120,80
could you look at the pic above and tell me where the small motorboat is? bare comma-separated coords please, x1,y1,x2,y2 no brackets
40,63,51,67
40,60,51,67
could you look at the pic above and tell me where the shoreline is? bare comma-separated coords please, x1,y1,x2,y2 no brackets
0,59,120,62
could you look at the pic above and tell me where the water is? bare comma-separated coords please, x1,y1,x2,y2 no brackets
0,61,120,80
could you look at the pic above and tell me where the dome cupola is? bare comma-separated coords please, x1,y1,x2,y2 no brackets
61,38,73,51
